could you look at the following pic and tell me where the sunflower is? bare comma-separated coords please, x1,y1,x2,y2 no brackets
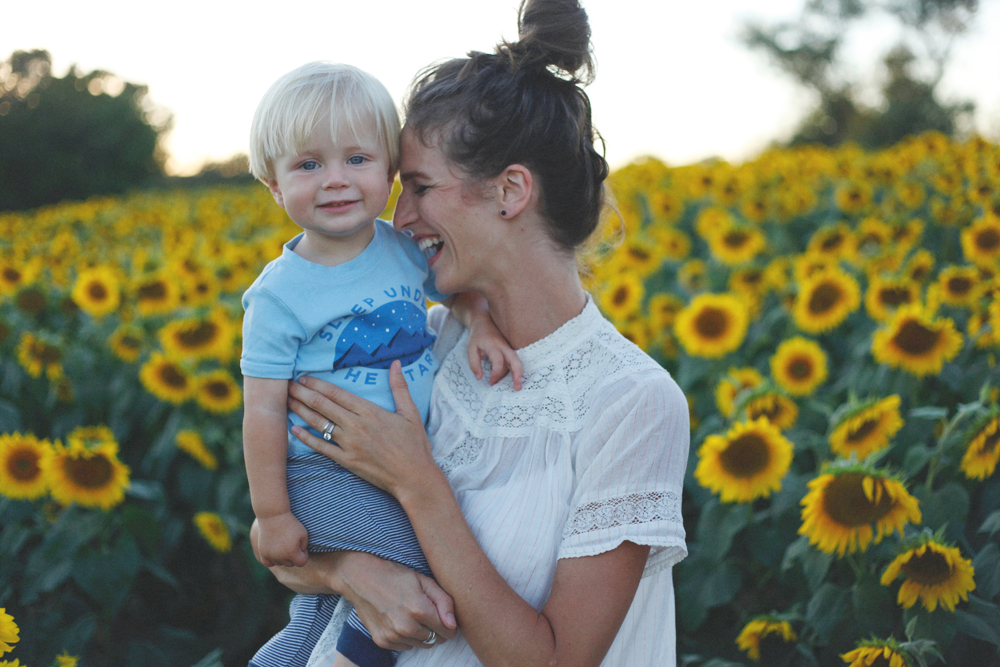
598,272,645,322
194,511,232,553
880,537,975,612
793,267,861,333
770,337,828,396
715,367,764,418
139,352,195,404
694,207,733,238
904,249,935,283
835,181,873,215
807,223,857,262
856,217,894,257
0,608,17,655
894,180,926,210
133,272,181,316
16,332,63,380
695,418,793,503
799,464,921,557
936,265,981,307
729,266,768,297
707,225,766,265
829,395,904,460
46,439,130,510
0,432,53,501
959,411,1000,480
649,190,683,224
841,639,911,667
0,256,41,297
109,325,144,363
864,274,918,322
195,369,243,414
647,293,685,331
674,293,749,358
962,214,1000,266
179,270,220,307
743,391,799,431
71,265,121,318
55,652,79,667
736,617,797,662
650,227,691,260
175,430,218,470
159,311,233,360
619,237,662,276
677,259,707,293
871,305,963,377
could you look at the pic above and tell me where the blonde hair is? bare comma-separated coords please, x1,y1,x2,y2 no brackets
249,62,400,181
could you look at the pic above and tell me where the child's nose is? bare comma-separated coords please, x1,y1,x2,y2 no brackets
322,166,350,188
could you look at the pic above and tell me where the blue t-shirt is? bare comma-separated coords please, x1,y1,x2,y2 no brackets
241,220,446,456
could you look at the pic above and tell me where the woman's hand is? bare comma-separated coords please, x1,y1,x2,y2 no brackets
286,361,438,498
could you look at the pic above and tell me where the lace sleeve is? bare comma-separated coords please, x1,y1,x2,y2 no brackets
558,372,690,575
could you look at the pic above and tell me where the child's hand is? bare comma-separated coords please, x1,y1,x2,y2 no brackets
256,511,309,568
467,314,523,390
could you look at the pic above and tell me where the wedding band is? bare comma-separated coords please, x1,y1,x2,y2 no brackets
321,420,336,441
421,629,436,645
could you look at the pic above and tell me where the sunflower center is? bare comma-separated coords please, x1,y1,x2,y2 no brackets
158,364,189,388
894,320,941,355
724,230,749,248
138,281,167,300
694,307,729,339
741,270,763,285
17,288,46,315
980,426,1000,456
207,381,231,398
719,433,770,478
847,419,879,443
37,344,62,364
879,287,912,307
821,234,844,251
901,548,953,585
64,454,114,488
3,267,22,282
178,322,219,348
628,247,650,262
120,335,141,350
87,281,108,300
947,277,972,295
8,447,41,480
807,283,842,314
788,357,813,380
976,229,1000,251
748,397,782,422
822,473,895,526
612,287,630,307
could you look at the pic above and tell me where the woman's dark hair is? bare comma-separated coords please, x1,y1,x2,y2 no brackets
403,0,609,251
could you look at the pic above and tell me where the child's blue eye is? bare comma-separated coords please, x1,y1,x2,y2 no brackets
348,155,365,165
301,160,319,170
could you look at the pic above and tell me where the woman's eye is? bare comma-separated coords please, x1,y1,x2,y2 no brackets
348,155,365,165
414,185,430,196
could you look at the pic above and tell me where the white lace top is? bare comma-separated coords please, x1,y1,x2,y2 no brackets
394,297,690,666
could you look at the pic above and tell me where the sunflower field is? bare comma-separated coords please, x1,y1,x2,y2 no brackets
1,131,1000,667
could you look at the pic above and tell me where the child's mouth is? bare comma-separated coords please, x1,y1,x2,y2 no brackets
418,236,444,261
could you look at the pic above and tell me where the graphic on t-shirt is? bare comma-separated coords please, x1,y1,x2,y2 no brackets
333,301,435,371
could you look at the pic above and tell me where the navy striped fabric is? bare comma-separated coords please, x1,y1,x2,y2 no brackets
249,452,431,667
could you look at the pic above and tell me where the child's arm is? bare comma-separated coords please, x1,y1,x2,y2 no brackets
243,377,309,568
445,291,523,390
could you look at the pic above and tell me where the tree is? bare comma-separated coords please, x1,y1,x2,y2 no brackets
0,50,172,211
744,0,978,148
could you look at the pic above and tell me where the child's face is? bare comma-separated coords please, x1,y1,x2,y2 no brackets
265,120,394,245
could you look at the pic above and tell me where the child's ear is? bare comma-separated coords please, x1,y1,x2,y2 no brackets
263,178,285,208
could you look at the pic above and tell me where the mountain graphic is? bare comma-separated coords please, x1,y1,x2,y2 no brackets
333,301,435,370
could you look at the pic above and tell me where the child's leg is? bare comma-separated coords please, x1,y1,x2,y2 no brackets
249,593,340,667
336,611,397,667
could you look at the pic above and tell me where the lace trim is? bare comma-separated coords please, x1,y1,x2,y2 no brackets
437,433,486,476
563,491,683,538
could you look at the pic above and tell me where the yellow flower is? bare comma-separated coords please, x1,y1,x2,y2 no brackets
962,214,1000,266
694,207,733,238
179,269,221,307
139,353,195,404
807,223,857,262
936,265,981,307
46,439,130,510
16,332,63,381
835,181,873,215
175,430,218,470
677,259,708,293
856,217,893,257
841,640,910,667
647,293,685,332
0,433,53,501
71,265,121,318
770,337,828,397
159,310,234,361
799,467,921,557
960,412,1000,480
895,180,926,210
706,225,767,265
618,238,662,277
736,617,797,661
0,659,25,667
744,391,799,431
650,227,691,260
194,511,232,553
598,272,645,322
695,418,793,503
674,293,749,358
0,256,41,297
904,249,935,283
871,305,963,377
55,652,80,667
793,268,861,333
133,272,182,316
649,189,684,224
829,396,904,460
0,607,18,655
195,369,243,414
109,325,144,363
618,319,652,350
715,367,764,418
880,538,975,612
865,274,918,322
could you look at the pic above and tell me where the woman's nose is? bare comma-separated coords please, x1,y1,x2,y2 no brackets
392,190,416,230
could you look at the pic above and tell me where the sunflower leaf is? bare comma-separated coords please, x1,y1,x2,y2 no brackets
979,510,1000,536
908,406,949,421
952,596,1000,648
971,542,1000,600
805,582,851,642
695,498,751,563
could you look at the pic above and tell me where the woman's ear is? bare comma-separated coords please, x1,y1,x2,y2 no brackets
496,164,533,219
264,178,285,209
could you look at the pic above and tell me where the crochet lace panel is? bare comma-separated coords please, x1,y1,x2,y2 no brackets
562,491,684,538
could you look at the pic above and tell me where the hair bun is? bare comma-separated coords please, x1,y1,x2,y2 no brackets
506,0,594,83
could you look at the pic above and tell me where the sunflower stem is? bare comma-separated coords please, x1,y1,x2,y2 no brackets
845,553,866,582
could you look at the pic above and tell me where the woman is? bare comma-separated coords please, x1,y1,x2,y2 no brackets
264,0,689,664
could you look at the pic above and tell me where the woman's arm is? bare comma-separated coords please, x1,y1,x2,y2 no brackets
288,364,649,667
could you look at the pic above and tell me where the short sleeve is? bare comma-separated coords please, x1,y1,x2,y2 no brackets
559,370,689,575
240,285,306,379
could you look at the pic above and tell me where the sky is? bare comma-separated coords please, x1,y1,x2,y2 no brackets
3,0,999,175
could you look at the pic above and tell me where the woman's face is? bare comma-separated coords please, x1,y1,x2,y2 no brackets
393,126,499,295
